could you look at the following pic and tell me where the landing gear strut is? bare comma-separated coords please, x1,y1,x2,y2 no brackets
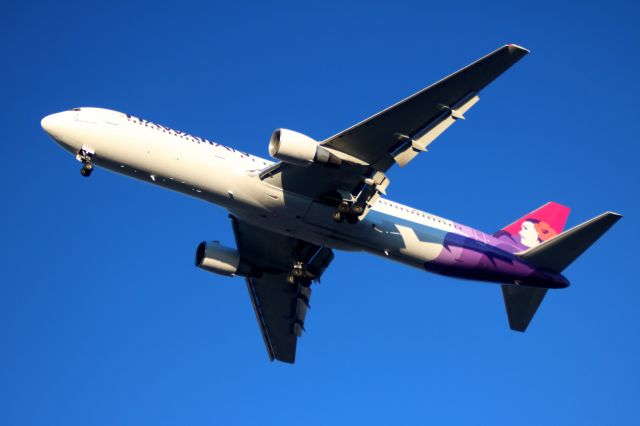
76,145,95,178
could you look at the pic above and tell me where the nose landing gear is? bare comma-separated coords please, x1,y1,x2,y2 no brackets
80,162,94,177
76,145,95,178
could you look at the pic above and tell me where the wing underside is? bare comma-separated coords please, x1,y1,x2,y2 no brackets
231,216,333,363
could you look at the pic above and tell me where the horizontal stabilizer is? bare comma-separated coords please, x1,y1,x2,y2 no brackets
517,212,622,273
501,285,548,332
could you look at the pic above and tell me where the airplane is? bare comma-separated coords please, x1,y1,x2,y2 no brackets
41,44,621,364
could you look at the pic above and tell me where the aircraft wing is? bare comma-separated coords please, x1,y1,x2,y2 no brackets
260,45,528,206
321,44,529,170
230,215,334,363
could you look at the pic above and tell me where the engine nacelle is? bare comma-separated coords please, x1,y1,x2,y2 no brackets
195,241,250,277
268,128,341,167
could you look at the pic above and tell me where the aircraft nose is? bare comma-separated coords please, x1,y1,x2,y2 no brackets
41,112,65,136
41,111,81,153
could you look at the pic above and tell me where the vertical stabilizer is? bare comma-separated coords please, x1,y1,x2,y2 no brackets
495,202,571,249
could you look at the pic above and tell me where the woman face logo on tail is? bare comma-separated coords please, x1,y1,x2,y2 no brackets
519,219,558,248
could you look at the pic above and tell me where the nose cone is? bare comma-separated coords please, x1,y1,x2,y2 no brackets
41,112,66,137
41,111,80,153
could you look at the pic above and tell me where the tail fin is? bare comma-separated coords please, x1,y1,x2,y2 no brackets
502,211,621,332
517,211,622,273
495,202,571,249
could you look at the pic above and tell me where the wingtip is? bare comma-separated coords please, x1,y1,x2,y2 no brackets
506,43,530,54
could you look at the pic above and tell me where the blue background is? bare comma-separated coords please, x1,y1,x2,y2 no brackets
2,1,638,424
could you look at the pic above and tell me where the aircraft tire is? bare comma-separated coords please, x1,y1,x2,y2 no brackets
351,204,364,215
338,201,350,213
80,163,93,177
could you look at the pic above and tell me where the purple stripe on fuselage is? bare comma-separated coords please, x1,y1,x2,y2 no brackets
372,209,569,289
429,232,568,288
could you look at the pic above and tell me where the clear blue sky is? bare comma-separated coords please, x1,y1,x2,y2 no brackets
1,1,638,424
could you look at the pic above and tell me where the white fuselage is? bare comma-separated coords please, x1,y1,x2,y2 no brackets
41,107,498,275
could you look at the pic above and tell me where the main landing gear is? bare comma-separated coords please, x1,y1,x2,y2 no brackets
332,201,363,224
331,170,389,225
286,261,313,287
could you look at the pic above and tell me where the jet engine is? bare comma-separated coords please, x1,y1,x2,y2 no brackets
268,128,341,167
195,241,250,277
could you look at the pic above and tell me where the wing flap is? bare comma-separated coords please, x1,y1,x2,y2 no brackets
390,93,480,167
